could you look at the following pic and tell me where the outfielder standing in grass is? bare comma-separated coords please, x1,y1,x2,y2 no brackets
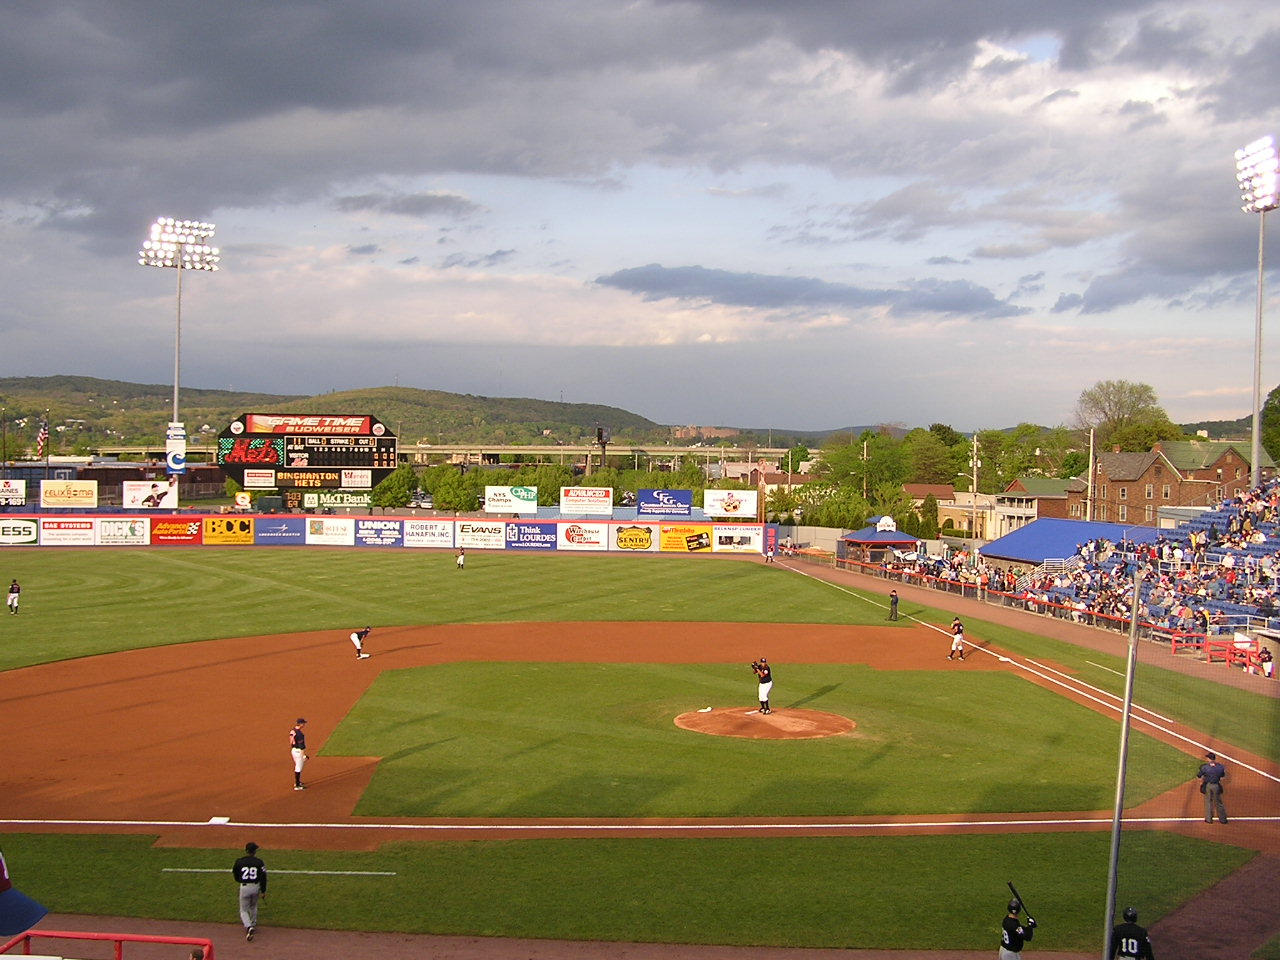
289,719,308,791
752,657,773,714
6,579,18,615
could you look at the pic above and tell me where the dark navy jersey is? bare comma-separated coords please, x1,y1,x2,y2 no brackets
1002,915,1033,953
1111,921,1154,959
755,663,772,683
290,726,307,750
232,855,267,891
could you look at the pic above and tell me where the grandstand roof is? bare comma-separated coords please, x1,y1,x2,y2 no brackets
980,517,1161,565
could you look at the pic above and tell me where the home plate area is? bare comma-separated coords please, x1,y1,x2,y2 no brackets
674,707,855,739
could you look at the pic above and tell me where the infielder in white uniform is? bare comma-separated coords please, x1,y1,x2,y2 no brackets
289,718,309,790
350,625,372,659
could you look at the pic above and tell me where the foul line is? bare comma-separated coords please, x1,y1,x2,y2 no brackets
784,563,1280,787
4,816,1280,834
163,867,395,876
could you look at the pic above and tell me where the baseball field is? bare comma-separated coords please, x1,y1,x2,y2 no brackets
0,548,1277,956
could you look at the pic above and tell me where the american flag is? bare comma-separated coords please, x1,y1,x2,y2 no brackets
35,420,48,459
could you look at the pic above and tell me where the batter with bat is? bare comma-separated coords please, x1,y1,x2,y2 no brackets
1000,882,1036,959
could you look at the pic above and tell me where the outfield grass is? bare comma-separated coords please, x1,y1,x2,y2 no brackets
0,831,1254,950
327,661,1193,817
3,547,1276,948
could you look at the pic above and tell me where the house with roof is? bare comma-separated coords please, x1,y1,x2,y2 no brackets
1061,440,1275,527
993,476,1073,539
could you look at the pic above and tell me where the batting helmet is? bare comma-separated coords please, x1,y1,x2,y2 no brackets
1008,899,1022,913
1123,907,1138,922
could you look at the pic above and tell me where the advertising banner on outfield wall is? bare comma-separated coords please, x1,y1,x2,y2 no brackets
0,480,26,506
204,517,255,545
659,523,714,552
457,520,505,549
702,489,758,518
505,521,558,550
637,489,692,516
403,518,454,548
613,523,659,552
0,518,37,545
40,480,98,509
122,479,179,509
712,524,762,552
39,519,95,545
560,486,613,516
151,519,202,544
356,518,404,547
255,516,307,545
96,518,149,546
485,486,539,515
559,522,609,550
305,517,355,546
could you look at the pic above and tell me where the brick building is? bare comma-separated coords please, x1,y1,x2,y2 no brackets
1062,440,1273,527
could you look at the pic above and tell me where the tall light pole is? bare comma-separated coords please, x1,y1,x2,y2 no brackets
138,217,219,477
1235,136,1278,489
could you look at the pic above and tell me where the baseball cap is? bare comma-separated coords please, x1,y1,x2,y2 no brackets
1206,751,1216,760
0,850,48,936
296,717,307,724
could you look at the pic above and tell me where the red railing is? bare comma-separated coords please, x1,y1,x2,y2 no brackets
0,930,213,960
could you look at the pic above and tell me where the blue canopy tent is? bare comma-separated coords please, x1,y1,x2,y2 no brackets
838,516,920,564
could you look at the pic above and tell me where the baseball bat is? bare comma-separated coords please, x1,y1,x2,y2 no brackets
1007,881,1034,923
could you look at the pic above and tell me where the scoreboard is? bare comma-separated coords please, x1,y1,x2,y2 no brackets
285,435,398,469
216,413,398,490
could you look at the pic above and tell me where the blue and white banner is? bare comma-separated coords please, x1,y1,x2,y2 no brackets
637,489,692,516
356,517,404,547
505,521,559,550
254,516,307,545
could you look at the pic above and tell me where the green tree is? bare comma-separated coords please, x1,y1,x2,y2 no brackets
372,462,419,507
1074,379,1183,452
1261,383,1280,465
901,428,958,484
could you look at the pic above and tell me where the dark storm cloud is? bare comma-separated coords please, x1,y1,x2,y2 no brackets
664,0,1163,90
596,264,1026,320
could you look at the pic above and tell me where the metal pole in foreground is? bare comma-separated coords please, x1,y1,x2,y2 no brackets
1102,566,1142,958
1250,210,1267,489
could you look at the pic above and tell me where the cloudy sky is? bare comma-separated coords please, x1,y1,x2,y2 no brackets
3,1,1280,433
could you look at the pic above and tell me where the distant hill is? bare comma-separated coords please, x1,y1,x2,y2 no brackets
0,376,666,450
1178,414,1251,440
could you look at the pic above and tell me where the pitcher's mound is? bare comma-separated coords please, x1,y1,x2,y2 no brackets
674,707,855,739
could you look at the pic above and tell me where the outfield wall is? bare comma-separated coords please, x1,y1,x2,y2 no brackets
0,514,774,554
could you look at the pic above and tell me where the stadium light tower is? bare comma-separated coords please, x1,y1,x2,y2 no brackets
138,217,220,476
1235,136,1279,489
